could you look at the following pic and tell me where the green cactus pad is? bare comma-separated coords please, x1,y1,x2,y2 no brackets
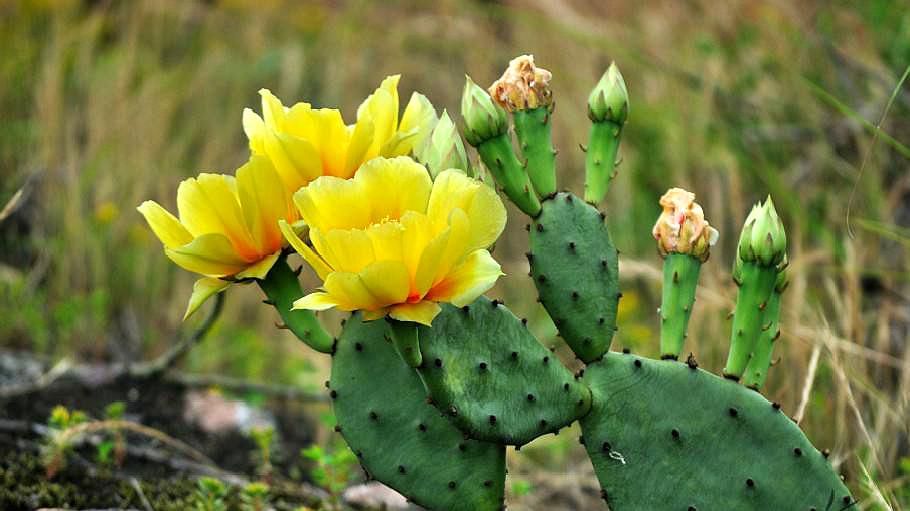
529,192,620,362
513,106,557,197
330,314,506,511
415,298,592,446
580,353,853,511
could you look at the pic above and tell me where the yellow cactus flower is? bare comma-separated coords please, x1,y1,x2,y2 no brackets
243,75,438,197
281,156,506,326
138,155,295,319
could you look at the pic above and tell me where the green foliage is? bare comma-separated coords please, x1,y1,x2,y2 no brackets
194,477,227,511
248,426,274,480
240,482,270,511
300,444,357,498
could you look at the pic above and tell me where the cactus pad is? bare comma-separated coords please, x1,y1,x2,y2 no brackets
331,314,506,511
529,192,620,362
580,352,853,511
416,298,592,445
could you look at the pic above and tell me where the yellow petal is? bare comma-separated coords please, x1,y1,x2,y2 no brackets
235,250,281,280
287,107,350,178
176,173,259,260
362,308,388,321
266,131,323,192
415,208,471,295
425,249,503,306
322,271,375,311
389,301,441,326
356,75,400,156
259,89,288,129
184,277,230,320
137,200,192,249
294,175,371,232
242,108,266,154
236,155,291,253
279,219,332,279
382,92,437,157
293,291,339,311
312,228,375,274
345,116,374,177
165,233,249,277
358,260,410,307
356,156,432,223
427,169,506,250
365,220,405,263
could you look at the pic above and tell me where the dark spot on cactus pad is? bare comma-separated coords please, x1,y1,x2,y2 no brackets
491,299,500,307
661,354,678,360
822,449,830,459
458,443,467,452
489,415,497,425
601,441,611,452
434,358,443,368
688,507,697,511
484,480,492,487
543,356,550,364
448,481,457,490
527,394,535,402
842,496,851,504
772,402,781,410
671,428,680,439
330,390,338,399
563,383,570,391
729,407,739,417
355,342,363,351
539,419,548,429
536,223,544,232
622,348,630,354
537,274,547,283
568,241,576,251
369,411,378,421
633,359,642,368
334,425,342,433
398,465,407,474
479,362,488,371
324,380,330,388
418,423,427,432
521,318,528,326
746,478,755,488
571,291,580,300
579,436,586,445
794,447,803,457
511,351,518,360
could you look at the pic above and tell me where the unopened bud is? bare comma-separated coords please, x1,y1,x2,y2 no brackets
587,62,629,124
461,75,508,146
737,196,787,267
418,110,470,178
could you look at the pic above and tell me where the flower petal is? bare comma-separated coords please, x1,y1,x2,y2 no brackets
235,250,281,280
357,75,400,156
294,175,371,232
312,228,375,274
279,219,332,279
427,169,506,250
176,173,258,260
389,301,441,326
236,155,292,253
242,108,266,154
345,116,375,177
382,92,437,157
358,260,410,308
356,156,432,223
137,200,192,249
322,271,375,311
184,277,230,320
425,249,503,306
293,291,339,311
415,208,471,295
165,233,249,277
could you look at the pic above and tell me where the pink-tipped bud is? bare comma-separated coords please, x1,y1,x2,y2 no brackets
652,187,719,262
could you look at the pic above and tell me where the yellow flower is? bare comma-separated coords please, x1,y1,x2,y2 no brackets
243,75,437,196
138,155,295,318
281,156,506,326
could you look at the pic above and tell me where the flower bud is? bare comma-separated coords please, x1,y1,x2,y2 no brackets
652,188,718,262
488,54,553,112
587,62,629,124
461,75,509,146
737,196,787,267
418,110,470,178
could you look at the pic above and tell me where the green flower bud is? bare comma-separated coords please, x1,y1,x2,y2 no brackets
587,62,629,124
461,75,509,146
418,109,470,178
736,197,787,267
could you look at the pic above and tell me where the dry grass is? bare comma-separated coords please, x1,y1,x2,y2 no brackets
0,0,908,508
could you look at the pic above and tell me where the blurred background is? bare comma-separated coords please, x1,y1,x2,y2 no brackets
1,0,909,509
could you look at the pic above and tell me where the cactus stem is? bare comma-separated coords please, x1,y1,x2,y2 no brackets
258,255,334,353
388,319,423,368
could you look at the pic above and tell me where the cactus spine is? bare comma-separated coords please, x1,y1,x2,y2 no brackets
584,62,628,203
258,254,334,353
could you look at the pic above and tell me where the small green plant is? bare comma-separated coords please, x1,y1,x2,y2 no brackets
249,426,274,481
96,401,126,467
301,441,358,508
42,405,88,478
194,477,227,511
240,482,270,511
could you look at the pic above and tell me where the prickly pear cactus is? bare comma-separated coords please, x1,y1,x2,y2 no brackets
529,192,620,363
415,298,591,446
330,314,507,511
142,52,855,511
580,353,852,511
